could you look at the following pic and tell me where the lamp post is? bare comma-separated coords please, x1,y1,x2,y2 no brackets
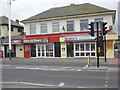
8,0,12,60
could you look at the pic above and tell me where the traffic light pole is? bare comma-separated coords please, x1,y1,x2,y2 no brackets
96,22,99,68
104,35,107,62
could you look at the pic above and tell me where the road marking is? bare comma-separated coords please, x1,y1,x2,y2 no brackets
77,86,85,88
106,78,108,80
82,65,88,69
28,68,39,70
105,81,108,83
20,82,55,87
58,83,64,87
77,69,81,71
2,65,10,67
0,82,18,84
105,84,108,87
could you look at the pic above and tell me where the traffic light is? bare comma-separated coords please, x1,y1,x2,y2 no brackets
101,22,107,35
88,22,94,36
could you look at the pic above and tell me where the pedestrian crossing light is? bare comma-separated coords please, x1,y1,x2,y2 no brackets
88,22,94,37
102,22,107,35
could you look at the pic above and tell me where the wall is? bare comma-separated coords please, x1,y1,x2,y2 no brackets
1,25,22,37
11,27,21,36
24,14,113,35
106,33,118,58
16,44,24,57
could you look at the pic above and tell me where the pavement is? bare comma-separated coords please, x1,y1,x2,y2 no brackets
1,57,119,71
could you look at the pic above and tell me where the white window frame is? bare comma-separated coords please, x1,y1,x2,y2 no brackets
74,42,96,57
29,24,36,34
40,23,47,34
52,22,59,33
80,19,88,31
36,43,54,58
67,20,74,32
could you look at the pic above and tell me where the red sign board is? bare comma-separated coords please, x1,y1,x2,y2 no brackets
23,38,48,44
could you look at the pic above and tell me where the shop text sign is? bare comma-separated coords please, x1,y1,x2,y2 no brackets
65,36,96,41
12,40,22,44
23,38,48,43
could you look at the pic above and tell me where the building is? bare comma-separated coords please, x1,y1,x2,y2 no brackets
22,3,118,58
0,16,24,58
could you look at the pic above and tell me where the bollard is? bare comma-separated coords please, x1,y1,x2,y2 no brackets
88,55,90,67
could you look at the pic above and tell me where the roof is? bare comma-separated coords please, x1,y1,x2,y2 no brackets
22,3,116,23
0,16,23,28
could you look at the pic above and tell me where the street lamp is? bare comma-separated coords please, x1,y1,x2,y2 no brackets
8,0,15,60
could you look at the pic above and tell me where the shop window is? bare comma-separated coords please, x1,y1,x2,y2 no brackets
75,43,96,57
80,19,88,31
76,53,79,56
67,21,74,32
30,25,36,34
86,53,90,56
80,44,84,51
81,53,84,56
41,23,47,33
91,52,95,56
52,22,59,33
86,44,90,51
91,43,95,51
75,44,79,51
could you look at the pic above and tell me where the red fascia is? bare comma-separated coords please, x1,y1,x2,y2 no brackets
24,30,111,43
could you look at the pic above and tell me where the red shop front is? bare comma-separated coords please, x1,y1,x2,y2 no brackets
23,35,60,58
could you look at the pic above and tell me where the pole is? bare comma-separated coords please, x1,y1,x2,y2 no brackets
88,55,90,67
96,22,99,68
8,0,12,60
104,35,107,62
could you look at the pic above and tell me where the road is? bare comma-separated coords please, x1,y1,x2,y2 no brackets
1,58,119,89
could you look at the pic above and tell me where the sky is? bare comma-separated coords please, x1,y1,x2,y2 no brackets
0,0,119,34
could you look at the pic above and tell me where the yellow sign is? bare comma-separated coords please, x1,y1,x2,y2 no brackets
98,47,100,53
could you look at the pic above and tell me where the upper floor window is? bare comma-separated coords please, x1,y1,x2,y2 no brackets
41,24,47,33
94,18,103,30
30,25,36,34
67,21,74,32
80,19,88,31
52,22,59,33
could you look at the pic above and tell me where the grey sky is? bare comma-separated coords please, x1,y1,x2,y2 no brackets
0,0,119,33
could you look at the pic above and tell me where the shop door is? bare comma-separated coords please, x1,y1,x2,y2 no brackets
37,44,45,57
24,45,30,58
67,42,74,57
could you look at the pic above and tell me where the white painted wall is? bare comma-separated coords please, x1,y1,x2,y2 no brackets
24,14,113,35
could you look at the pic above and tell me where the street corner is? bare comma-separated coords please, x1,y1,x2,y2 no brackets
82,64,108,71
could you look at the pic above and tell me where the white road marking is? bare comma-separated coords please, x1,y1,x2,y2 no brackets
16,67,27,69
82,65,88,69
77,86,85,88
20,82,55,87
2,65,10,67
105,84,108,87
58,83,64,87
77,69,81,71
106,78,108,80
0,82,18,84
105,81,108,83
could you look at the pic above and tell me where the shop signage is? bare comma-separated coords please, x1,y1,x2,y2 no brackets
12,40,22,44
65,35,96,41
23,38,48,44
2,40,22,45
